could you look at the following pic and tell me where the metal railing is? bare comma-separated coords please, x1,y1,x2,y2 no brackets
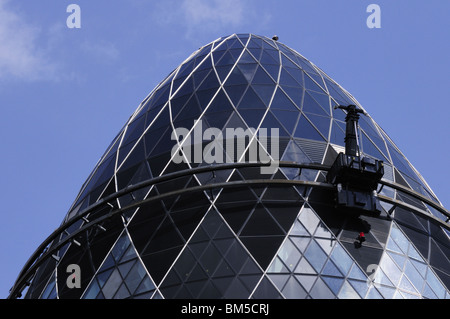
8,161,450,299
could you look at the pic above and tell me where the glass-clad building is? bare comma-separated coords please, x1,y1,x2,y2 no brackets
10,34,450,299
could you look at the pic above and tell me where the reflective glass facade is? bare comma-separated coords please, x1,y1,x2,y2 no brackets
11,34,450,299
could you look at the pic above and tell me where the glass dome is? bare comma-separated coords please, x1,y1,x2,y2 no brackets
11,34,450,299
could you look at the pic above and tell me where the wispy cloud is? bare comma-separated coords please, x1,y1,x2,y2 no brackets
80,41,120,62
0,0,59,82
152,0,248,38
181,0,244,28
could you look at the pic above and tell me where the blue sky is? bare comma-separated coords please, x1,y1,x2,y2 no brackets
1,0,449,298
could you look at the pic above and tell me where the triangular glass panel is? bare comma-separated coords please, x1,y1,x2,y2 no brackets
281,53,299,69
248,47,262,61
260,112,290,137
224,84,247,107
251,276,283,299
330,120,346,145
118,260,135,278
197,71,220,92
303,113,330,141
338,281,360,299
237,63,258,83
216,51,236,66
280,68,302,87
322,260,343,277
260,50,279,65
238,49,257,64
224,65,250,86
238,108,266,130
252,66,276,85
251,84,276,106
295,57,318,75
295,274,316,292
302,91,329,116
212,49,227,65
307,72,326,91
196,88,217,110
270,88,298,111
268,257,290,273
330,244,354,277
304,240,328,273
229,48,244,61
295,258,316,275
247,37,262,49
277,239,302,271
260,64,280,82
196,55,212,72
228,38,244,49
281,86,303,109
282,276,308,299
307,90,331,115
304,73,325,93
204,89,234,114
285,67,304,86
289,219,310,236
271,109,299,135
361,131,388,161
294,115,326,142
237,86,267,109
262,40,278,51
176,59,195,79
268,274,290,291
241,204,284,236
215,64,233,83
322,276,344,295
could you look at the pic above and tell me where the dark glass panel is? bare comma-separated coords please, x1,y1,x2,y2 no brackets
294,115,326,142
260,64,280,82
215,64,233,82
224,84,248,107
176,59,195,80
303,91,329,116
260,112,290,137
304,113,330,140
330,120,346,145
279,68,302,87
270,88,298,111
237,86,267,109
212,49,227,65
122,114,146,146
307,90,331,115
196,70,220,92
247,37,262,49
240,204,284,236
281,86,303,109
260,50,279,65
215,51,236,67
252,66,276,85
238,108,266,129
271,109,299,134
224,65,250,85
240,236,284,270
251,84,276,106
196,88,218,110
252,277,283,299
238,49,257,64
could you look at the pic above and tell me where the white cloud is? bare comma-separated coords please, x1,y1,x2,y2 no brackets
152,0,247,38
181,0,244,28
0,0,59,82
80,41,120,62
